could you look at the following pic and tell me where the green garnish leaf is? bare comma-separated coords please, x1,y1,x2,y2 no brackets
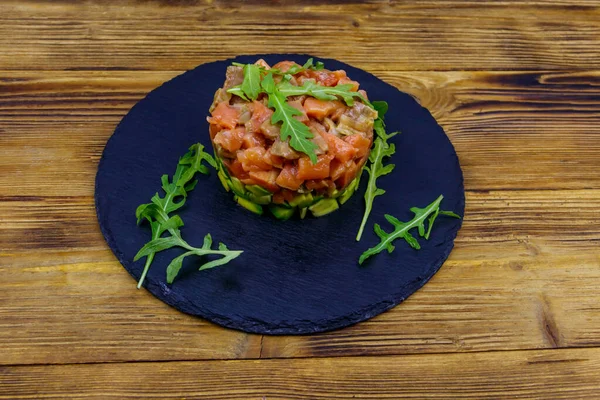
265,58,324,76
134,235,182,262
356,101,399,241
301,58,325,71
177,143,216,187
283,63,306,76
267,87,319,164
358,195,461,264
240,64,262,101
277,80,372,108
226,86,249,101
165,233,243,284
135,143,242,288
260,72,319,163
302,58,314,69
372,101,388,117
440,210,462,218
261,71,275,93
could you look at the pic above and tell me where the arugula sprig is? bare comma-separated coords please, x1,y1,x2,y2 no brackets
277,80,371,108
226,58,372,163
135,143,242,288
232,57,324,77
240,64,262,101
262,72,319,163
356,101,399,241
359,195,461,264
134,231,242,284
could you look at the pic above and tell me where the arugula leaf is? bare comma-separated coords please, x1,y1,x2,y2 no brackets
356,102,399,241
157,234,243,284
165,234,242,283
177,143,216,186
226,86,249,101
228,58,328,101
134,235,183,261
135,143,241,288
262,73,319,163
241,64,261,101
261,71,275,93
371,100,388,117
301,57,325,71
263,58,324,76
359,195,461,264
277,80,372,108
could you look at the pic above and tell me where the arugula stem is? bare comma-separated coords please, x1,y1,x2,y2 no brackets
137,228,160,289
137,254,154,289
356,139,384,241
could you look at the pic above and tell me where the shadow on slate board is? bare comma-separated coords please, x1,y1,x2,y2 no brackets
95,54,465,334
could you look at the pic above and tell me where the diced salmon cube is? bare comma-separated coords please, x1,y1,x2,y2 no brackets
329,159,353,182
208,101,240,129
324,132,357,163
213,127,245,152
254,59,271,69
249,170,280,193
209,124,221,140
297,154,333,180
223,158,246,178
263,150,285,169
303,98,344,120
336,160,359,189
307,70,338,87
237,147,272,172
344,134,372,158
247,101,273,133
242,130,266,149
239,177,259,186
272,61,301,73
287,100,309,123
337,77,359,92
332,70,347,81
276,163,304,191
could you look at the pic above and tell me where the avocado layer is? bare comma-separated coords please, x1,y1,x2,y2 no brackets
216,159,362,219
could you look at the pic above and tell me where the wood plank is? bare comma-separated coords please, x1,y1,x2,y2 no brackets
1,67,599,364
0,254,262,365
1,70,599,193
1,191,599,364
0,1,599,71
2,348,600,399
2,190,599,253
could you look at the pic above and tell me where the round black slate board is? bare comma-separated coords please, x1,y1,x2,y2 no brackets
95,54,465,335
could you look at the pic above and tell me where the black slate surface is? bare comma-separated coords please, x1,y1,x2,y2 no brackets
95,54,465,335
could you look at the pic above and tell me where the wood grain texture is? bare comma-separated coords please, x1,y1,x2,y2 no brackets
0,252,262,365
1,70,599,195
1,0,600,398
1,68,600,365
2,191,599,364
2,348,600,399
0,1,599,71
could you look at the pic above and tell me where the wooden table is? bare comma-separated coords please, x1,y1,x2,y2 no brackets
1,1,599,398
